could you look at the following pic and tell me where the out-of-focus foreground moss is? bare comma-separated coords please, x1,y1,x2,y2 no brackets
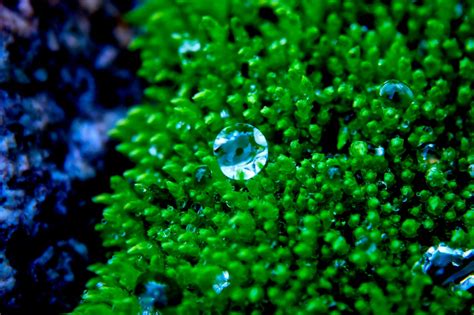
73,0,474,314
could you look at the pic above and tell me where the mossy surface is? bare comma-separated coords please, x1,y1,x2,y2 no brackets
74,1,473,314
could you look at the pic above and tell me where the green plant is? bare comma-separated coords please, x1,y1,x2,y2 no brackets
74,1,474,314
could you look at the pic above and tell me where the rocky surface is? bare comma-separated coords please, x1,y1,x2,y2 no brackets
0,0,141,313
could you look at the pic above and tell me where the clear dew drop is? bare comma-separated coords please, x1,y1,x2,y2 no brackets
178,39,201,54
377,180,387,190
139,281,168,311
135,273,183,312
368,144,385,156
379,79,414,107
374,146,385,156
220,110,230,118
327,166,341,180
469,164,474,178
420,143,439,164
194,165,211,184
212,271,230,294
213,123,268,180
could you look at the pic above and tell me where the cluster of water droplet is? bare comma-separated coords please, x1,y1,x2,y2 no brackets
210,80,415,181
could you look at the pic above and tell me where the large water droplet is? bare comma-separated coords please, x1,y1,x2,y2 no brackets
212,271,230,294
213,123,268,180
379,80,414,107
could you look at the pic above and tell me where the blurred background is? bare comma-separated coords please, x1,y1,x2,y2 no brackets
0,0,142,313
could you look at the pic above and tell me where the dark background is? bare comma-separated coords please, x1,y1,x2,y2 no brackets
0,0,141,313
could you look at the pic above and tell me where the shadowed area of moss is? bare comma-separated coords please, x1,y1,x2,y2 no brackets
74,0,473,314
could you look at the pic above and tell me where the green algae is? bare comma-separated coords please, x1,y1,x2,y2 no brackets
74,0,473,314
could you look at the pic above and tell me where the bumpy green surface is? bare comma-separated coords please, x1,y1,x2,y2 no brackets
74,1,474,314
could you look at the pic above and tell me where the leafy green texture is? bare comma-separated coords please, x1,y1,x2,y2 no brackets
74,0,474,314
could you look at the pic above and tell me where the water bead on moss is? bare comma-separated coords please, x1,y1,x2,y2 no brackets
213,123,268,180
194,165,211,184
76,0,474,313
212,270,230,294
178,39,201,54
135,273,183,312
379,80,414,107
138,281,168,311
420,143,440,164
327,166,342,180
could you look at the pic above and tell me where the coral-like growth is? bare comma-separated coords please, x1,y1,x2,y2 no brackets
75,0,473,314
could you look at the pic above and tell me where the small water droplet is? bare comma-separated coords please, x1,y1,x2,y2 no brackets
195,165,211,184
355,236,368,247
377,181,387,190
149,146,163,159
379,80,414,107
213,123,268,180
212,271,230,294
327,166,341,180
422,126,433,134
469,164,474,178
375,146,385,156
220,110,230,118
368,144,386,157
135,273,183,311
334,259,346,268
176,121,191,130
139,281,167,310
178,39,201,54
420,143,439,164
400,120,411,130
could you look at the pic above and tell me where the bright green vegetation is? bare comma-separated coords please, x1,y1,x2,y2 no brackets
74,0,474,314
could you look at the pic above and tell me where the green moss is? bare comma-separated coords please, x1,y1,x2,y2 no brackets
74,0,473,314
